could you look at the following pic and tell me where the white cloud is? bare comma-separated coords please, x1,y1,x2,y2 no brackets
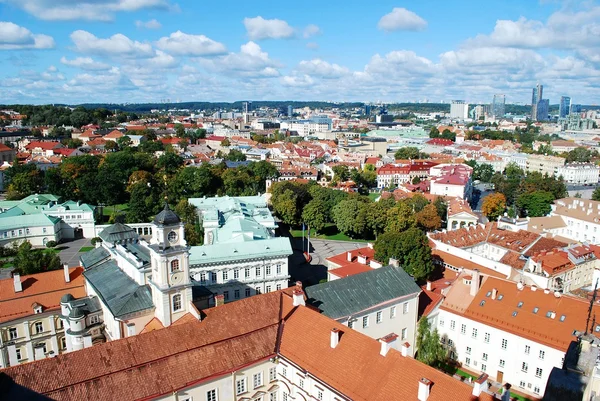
303,24,321,38
281,74,314,87
297,59,349,78
0,21,54,49
70,30,154,58
135,19,162,30
155,31,227,56
199,41,281,78
60,56,111,71
3,0,174,21
378,8,427,32
243,16,295,40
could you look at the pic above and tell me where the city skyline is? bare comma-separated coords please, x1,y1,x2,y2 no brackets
1,0,600,105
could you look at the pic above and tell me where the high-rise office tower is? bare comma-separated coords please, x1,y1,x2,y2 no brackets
492,94,505,118
242,101,252,114
364,104,372,116
570,104,582,115
559,96,571,118
536,99,549,121
287,105,293,118
531,84,543,120
450,100,469,119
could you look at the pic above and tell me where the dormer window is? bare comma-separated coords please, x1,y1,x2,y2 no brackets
33,303,43,314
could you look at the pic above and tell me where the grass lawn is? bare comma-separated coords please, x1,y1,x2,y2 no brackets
78,246,95,253
368,192,380,201
0,258,14,269
290,223,370,242
102,204,129,217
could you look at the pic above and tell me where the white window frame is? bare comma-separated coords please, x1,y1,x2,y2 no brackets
390,306,396,318
403,302,409,314
253,372,262,389
362,316,369,328
269,367,277,382
206,389,217,401
9,327,17,340
376,311,382,324
236,378,246,395
172,294,182,312
34,322,43,334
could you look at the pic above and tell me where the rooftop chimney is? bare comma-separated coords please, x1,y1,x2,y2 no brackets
330,328,341,348
469,269,480,296
491,288,497,300
63,263,71,283
292,289,305,307
401,341,410,357
347,251,352,262
379,333,398,356
215,294,225,306
426,281,432,291
418,378,432,401
13,273,22,293
472,373,489,396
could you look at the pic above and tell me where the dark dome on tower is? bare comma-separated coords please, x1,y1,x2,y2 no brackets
153,203,180,226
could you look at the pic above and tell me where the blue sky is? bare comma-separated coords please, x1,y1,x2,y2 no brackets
1,0,599,105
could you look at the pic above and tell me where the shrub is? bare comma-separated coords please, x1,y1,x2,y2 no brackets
46,240,57,248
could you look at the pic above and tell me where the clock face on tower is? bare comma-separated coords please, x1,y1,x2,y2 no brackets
167,230,178,243
170,271,183,285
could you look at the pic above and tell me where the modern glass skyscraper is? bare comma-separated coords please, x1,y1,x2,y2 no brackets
492,94,505,118
559,96,571,118
536,99,549,121
531,84,543,120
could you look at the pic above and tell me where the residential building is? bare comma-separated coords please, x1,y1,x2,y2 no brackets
429,164,473,200
325,244,381,280
522,244,598,292
305,266,421,356
557,163,599,185
559,96,571,119
559,114,596,131
0,266,86,368
492,94,505,118
447,198,479,230
3,287,494,401
525,153,565,176
376,161,438,189
0,143,16,163
546,198,600,244
434,270,600,398
450,100,469,119
188,195,292,300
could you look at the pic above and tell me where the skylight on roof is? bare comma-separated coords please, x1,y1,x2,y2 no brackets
560,315,566,322
486,291,491,297
546,311,552,318
512,311,518,317
517,301,523,308
596,325,600,333
480,300,485,306
533,307,539,314
497,295,504,300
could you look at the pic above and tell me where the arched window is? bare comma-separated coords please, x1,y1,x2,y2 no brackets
170,259,180,273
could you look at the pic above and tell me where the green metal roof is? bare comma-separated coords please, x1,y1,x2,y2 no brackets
80,246,111,269
98,223,139,244
83,260,153,318
305,265,421,319
45,200,95,213
189,237,292,265
0,214,60,230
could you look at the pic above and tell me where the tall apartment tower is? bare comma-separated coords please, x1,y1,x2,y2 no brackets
531,84,543,121
559,96,571,118
492,94,505,118
450,100,469,119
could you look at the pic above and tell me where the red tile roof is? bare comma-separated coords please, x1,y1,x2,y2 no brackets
329,263,374,279
3,289,493,401
0,268,86,324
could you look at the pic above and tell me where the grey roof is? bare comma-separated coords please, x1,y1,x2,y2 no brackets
65,296,102,314
305,265,422,319
69,307,85,319
122,242,151,266
98,223,139,244
80,246,111,269
83,260,153,318
61,293,74,303
153,203,180,226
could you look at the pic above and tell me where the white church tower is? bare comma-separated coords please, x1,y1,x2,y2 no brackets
148,203,192,327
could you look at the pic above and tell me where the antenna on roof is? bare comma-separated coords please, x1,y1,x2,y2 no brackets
586,279,599,335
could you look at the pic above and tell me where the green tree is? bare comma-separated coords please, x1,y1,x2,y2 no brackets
365,198,395,238
394,147,428,160
416,204,442,231
117,135,132,149
332,165,350,182
566,147,596,163
374,228,434,280
482,192,507,221
516,191,555,217
13,241,62,275
433,197,447,222
416,318,446,367
127,182,159,223
270,181,311,226
175,124,186,138
332,198,368,238
385,201,416,233
592,187,600,201
302,199,327,235
226,149,247,162
174,199,202,246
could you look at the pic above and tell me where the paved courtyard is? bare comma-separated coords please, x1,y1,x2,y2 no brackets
288,236,367,287
57,237,93,267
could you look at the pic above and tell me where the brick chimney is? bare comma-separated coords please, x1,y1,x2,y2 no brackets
13,273,22,293
292,289,305,307
469,269,480,296
63,263,71,283
472,373,489,396
379,333,398,356
418,378,432,401
215,294,225,306
330,328,341,348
